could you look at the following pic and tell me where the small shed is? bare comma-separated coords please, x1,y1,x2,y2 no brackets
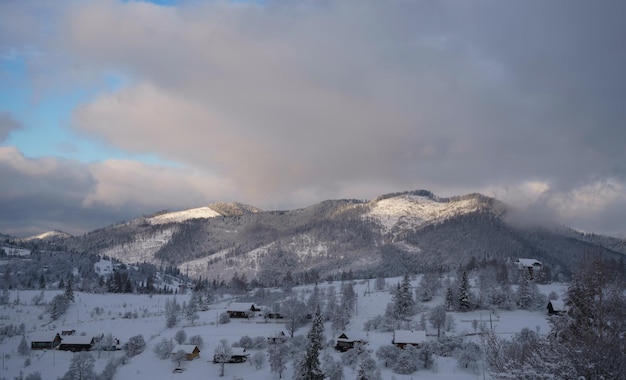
172,344,200,360
547,300,568,315
392,330,427,349
226,303,260,318
30,332,62,350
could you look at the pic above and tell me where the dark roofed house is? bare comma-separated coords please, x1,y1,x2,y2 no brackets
547,300,568,315
30,332,62,350
392,330,427,349
335,332,368,352
226,303,260,319
57,333,104,352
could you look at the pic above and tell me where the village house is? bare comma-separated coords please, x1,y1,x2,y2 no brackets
57,333,104,352
213,347,249,363
226,302,261,318
172,344,200,360
516,258,543,279
392,329,427,349
547,299,568,315
29,332,62,350
334,331,368,352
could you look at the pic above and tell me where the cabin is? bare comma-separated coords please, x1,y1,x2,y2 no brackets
226,303,261,318
30,332,62,350
516,258,543,279
172,344,200,360
229,347,249,363
334,332,368,352
57,333,103,352
547,300,568,315
392,330,427,349
213,347,249,363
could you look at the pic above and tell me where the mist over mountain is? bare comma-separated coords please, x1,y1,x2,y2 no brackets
7,190,625,283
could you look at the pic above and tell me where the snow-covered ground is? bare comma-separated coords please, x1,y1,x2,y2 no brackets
147,207,222,225
0,279,564,379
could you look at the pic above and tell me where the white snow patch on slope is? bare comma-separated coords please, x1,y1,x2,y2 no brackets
366,195,480,233
147,206,221,225
99,227,177,265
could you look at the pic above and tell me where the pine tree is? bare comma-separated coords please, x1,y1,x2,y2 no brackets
38,274,45,290
393,274,416,320
516,269,532,309
458,271,470,312
64,276,75,303
295,305,325,380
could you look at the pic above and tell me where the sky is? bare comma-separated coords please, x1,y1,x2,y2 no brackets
1,0,626,238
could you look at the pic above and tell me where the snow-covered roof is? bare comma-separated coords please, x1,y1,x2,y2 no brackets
29,332,61,342
172,344,199,354
393,330,427,344
548,300,567,311
60,336,94,345
231,347,248,356
227,302,255,312
337,331,365,342
517,258,542,267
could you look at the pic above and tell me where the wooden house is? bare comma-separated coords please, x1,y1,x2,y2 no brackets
172,344,200,360
30,332,62,350
392,330,427,349
334,332,368,352
57,335,97,352
226,303,260,318
516,258,543,279
547,300,568,315
229,347,249,363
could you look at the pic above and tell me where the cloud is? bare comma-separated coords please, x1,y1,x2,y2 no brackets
0,112,21,142
1,0,625,237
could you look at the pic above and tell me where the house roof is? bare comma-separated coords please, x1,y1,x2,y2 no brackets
227,302,255,312
59,336,95,345
548,300,567,311
337,331,365,342
29,332,61,342
517,258,542,267
231,347,248,356
393,330,427,344
172,344,200,354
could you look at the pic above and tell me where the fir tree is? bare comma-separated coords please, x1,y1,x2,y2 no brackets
393,274,416,320
458,271,470,312
64,276,74,303
295,305,325,380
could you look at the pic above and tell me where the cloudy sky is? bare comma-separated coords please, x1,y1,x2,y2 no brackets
1,0,625,238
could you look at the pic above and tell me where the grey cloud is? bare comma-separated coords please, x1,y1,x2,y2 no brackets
0,112,21,142
2,0,625,237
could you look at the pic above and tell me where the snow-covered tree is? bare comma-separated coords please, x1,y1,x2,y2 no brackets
174,329,187,345
172,349,187,368
213,339,233,377
283,296,307,337
164,297,181,328
294,305,325,380
187,334,204,349
444,287,455,311
153,338,174,360
64,276,75,303
60,352,95,380
428,305,446,337
17,336,30,356
458,271,471,312
393,274,416,320
123,335,145,357
268,333,288,378
322,353,344,380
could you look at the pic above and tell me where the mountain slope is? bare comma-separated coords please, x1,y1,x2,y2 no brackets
58,190,624,283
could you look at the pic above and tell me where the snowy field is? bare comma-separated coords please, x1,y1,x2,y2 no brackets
0,278,565,379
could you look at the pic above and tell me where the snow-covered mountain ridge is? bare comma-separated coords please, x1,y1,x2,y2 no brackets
29,190,625,283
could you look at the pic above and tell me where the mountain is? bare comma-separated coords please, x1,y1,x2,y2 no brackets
21,230,73,242
58,190,624,283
